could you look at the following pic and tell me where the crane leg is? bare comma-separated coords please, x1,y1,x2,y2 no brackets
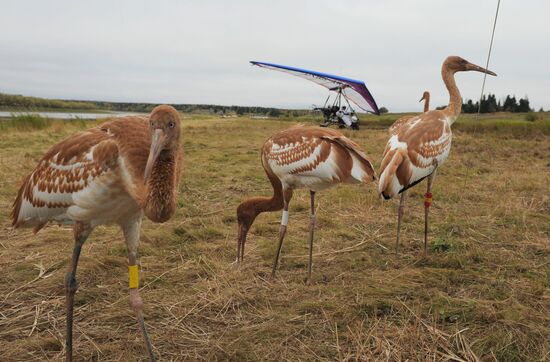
236,224,244,263
272,189,293,278
424,171,437,255
123,215,156,361
396,191,407,254
306,191,316,284
237,224,248,263
272,203,289,277
65,222,92,362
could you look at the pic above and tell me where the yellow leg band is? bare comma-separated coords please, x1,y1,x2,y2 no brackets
129,265,139,289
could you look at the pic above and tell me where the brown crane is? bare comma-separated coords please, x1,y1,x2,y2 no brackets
12,105,183,361
379,56,496,253
236,125,376,282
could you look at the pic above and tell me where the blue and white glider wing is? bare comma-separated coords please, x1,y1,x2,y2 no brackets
250,61,380,115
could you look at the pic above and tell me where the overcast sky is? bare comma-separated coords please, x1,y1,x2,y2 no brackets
1,1,548,112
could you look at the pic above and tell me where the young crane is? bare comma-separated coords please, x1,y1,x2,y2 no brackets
236,125,376,282
420,91,430,112
379,56,496,253
386,90,431,240
11,105,183,361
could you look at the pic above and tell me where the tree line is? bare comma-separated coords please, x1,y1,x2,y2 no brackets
0,92,313,117
461,94,535,113
2,92,541,116
0,92,97,111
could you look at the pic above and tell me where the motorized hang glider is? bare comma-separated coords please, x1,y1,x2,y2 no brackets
250,61,380,115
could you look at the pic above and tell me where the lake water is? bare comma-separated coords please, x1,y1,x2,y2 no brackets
0,111,146,120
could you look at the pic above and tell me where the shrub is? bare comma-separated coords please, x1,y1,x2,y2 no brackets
525,112,538,122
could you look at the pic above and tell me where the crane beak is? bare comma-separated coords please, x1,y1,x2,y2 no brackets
419,95,425,102
144,129,166,183
466,62,497,76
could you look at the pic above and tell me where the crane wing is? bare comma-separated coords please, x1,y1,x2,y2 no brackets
12,129,119,231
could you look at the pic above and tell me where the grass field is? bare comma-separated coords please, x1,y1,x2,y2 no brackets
0,113,549,361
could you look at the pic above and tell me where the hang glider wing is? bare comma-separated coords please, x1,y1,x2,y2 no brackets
250,61,380,115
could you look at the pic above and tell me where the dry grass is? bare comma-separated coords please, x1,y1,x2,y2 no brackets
0,114,549,361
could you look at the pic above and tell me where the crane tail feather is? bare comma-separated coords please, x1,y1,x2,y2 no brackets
378,150,403,199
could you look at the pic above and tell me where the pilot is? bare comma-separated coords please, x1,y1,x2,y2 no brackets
336,106,353,127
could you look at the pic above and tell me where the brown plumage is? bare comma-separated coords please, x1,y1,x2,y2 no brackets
388,91,431,136
236,125,376,282
11,104,182,361
379,56,496,253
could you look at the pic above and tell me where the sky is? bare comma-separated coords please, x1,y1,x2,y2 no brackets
1,0,548,112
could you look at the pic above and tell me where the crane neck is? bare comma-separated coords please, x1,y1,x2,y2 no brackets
237,159,284,240
241,171,283,222
423,94,430,113
442,67,462,124
144,149,180,223
250,193,282,216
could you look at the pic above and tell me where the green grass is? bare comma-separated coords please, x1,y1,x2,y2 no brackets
359,112,550,136
0,114,548,360
0,114,52,130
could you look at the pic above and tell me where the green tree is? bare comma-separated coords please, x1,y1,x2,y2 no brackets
517,97,531,112
268,109,281,117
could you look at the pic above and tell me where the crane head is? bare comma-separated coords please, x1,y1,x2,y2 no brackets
419,91,430,102
144,105,181,182
235,199,259,263
443,56,497,76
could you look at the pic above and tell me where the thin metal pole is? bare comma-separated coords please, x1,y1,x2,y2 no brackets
477,0,501,114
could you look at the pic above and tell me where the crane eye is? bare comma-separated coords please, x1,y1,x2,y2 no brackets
168,121,175,128
150,121,154,127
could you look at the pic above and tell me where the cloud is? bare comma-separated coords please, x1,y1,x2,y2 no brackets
1,0,548,111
